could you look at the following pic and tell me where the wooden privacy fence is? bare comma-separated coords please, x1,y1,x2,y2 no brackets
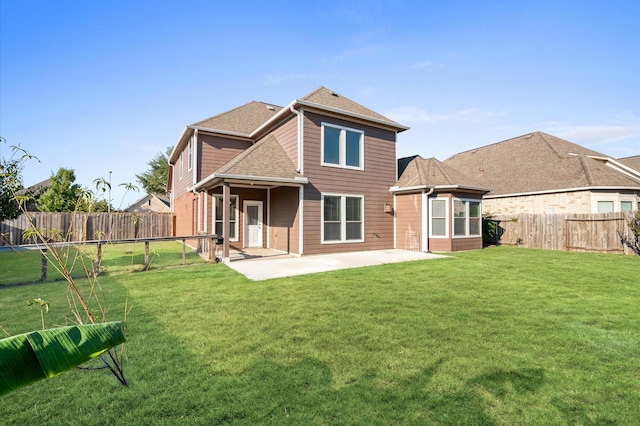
486,212,636,255
0,212,174,246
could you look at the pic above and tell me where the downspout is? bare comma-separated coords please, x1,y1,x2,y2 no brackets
290,105,305,254
192,130,198,184
290,105,304,173
422,187,435,252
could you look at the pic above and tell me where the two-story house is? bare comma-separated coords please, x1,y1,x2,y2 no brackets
168,87,410,262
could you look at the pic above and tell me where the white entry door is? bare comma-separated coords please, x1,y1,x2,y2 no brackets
244,201,263,248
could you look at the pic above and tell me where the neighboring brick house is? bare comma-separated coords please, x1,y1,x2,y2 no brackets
391,156,490,252
168,87,411,261
443,132,640,215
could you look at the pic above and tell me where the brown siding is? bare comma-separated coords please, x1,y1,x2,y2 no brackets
395,193,423,250
270,117,299,168
428,238,452,252
172,144,194,199
198,133,252,180
452,237,483,251
269,186,300,254
301,112,397,255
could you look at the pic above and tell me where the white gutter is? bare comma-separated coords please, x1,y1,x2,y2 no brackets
390,184,490,194
188,125,252,140
294,99,410,132
169,126,192,163
193,173,308,191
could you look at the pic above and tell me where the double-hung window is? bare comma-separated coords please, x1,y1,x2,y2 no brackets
322,194,364,243
321,123,364,169
430,199,448,237
187,139,193,171
453,198,481,237
213,195,238,240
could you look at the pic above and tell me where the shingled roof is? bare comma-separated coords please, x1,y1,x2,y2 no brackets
393,156,489,192
190,101,283,135
193,134,307,190
443,131,640,196
299,86,405,129
618,155,640,173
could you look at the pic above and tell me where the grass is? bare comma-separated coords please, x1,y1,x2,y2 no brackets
0,241,207,286
0,246,638,424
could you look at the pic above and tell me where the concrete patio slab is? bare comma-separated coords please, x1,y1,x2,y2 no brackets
226,249,448,281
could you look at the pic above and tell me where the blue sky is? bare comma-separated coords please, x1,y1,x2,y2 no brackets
1,0,639,208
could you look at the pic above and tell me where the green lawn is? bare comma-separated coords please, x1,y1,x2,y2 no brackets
0,241,207,286
0,246,638,424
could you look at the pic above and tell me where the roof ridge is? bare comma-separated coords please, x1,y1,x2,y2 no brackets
578,155,595,186
433,158,454,183
191,100,283,128
445,131,539,160
537,132,566,158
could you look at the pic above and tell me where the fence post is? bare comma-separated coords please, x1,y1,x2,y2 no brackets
208,237,214,261
41,250,47,282
144,241,150,270
96,243,103,269
182,239,186,265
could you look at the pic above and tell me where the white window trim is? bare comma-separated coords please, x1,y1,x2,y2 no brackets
179,152,183,179
320,122,365,170
213,194,239,242
187,139,193,171
453,198,482,238
429,197,449,238
321,193,365,244
591,193,639,213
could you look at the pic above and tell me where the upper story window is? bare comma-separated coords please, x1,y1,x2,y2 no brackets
187,139,193,171
453,198,481,237
321,123,364,170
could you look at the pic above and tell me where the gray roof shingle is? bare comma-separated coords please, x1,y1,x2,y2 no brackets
618,155,640,172
444,132,640,196
215,134,302,180
396,156,488,190
191,101,283,135
300,86,403,127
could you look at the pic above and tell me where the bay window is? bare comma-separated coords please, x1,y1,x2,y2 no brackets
430,199,448,237
453,198,481,237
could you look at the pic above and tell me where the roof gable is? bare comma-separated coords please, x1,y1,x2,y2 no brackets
444,131,640,196
299,86,402,127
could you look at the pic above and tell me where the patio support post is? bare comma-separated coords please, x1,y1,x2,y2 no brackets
222,181,231,262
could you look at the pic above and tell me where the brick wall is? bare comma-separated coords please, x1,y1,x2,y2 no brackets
484,190,592,215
